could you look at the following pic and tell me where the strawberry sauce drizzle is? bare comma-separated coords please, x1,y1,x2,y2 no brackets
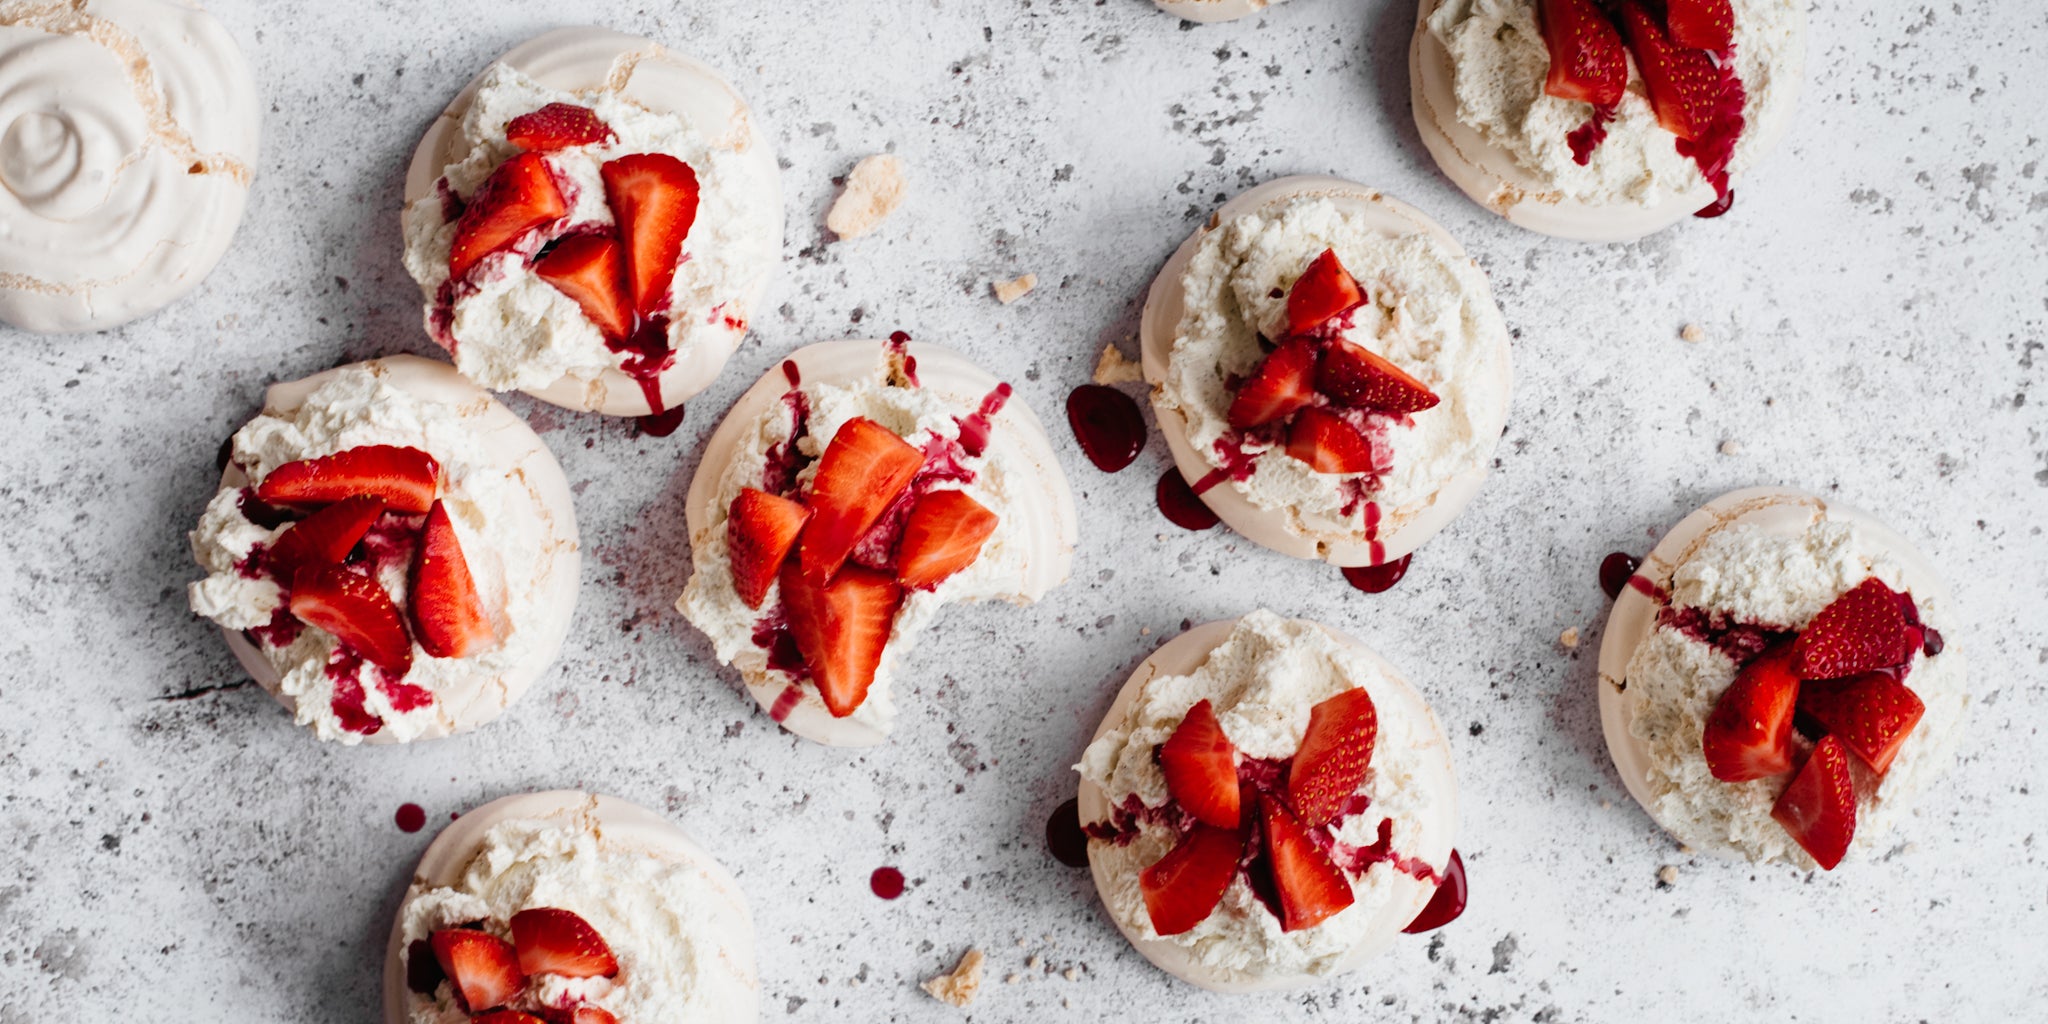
1065,384,1146,473
1655,605,1794,668
1046,797,1091,867
954,384,1012,458
1627,574,1668,602
886,330,919,386
1342,555,1411,593
608,317,677,419
394,803,427,833
1567,106,1616,165
1599,551,1641,600
768,685,803,722
1155,469,1220,530
1402,849,1467,934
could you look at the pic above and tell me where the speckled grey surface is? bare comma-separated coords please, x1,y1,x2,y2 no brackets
4,0,2045,1021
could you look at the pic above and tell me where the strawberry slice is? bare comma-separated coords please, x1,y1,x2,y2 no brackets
1260,793,1355,932
505,102,616,152
1664,0,1734,51
1284,248,1365,336
1796,673,1925,774
1618,0,1721,141
1538,0,1628,107
571,1008,620,1024
895,489,999,591
1316,341,1440,414
600,153,700,316
535,233,635,340
1138,823,1242,937
779,560,904,717
471,1013,547,1024
508,908,619,979
257,445,440,513
1225,339,1318,430
1286,687,1379,827
1159,699,1240,829
289,565,413,673
264,494,383,579
1285,407,1378,475
1700,639,1798,782
449,151,567,280
727,488,812,609
411,499,496,659
429,929,524,1012
797,417,924,584
1770,735,1857,870
1793,578,1914,680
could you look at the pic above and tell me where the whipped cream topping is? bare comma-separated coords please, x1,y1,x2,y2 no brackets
1426,0,1804,207
1622,519,1967,867
188,367,563,744
401,63,777,395
1076,611,1445,982
1159,197,1510,547
400,815,755,1023
0,0,259,333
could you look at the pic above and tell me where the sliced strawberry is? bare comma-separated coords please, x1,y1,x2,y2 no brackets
1285,248,1365,335
1618,1,1721,140
779,560,904,717
256,444,440,513
1285,407,1378,475
727,488,812,609
1793,578,1914,681
429,928,524,1012
895,489,999,591
505,102,616,152
471,1013,547,1024
411,499,496,659
1225,339,1318,430
1286,687,1379,827
1159,699,1240,829
535,233,635,340
601,153,700,316
1260,793,1355,932
264,494,383,579
449,151,568,280
571,1008,620,1024
797,417,924,584
1663,0,1734,51
1770,735,1857,870
1796,673,1925,774
1138,823,1242,937
289,565,413,673
1700,639,1799,782
1538,0,1628,107
509,908,619,979
1316,341,1440,414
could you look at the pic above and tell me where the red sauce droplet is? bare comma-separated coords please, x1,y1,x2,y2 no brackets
394,803,426,833
1402,849,1467,934
636,405,687,437
1342,554,1412,593
1046,797,1089,868
1694,189,1735,218
1065,385,1145,473
781,359,801,387
870,866,905,900
607,317,677,415
1156,468,1219,530
1599,551,1641,600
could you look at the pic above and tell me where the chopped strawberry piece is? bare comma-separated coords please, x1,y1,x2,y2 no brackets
264,494,384,579
797,417,924,584
257,444,440,513
1316,341,1440,414
411,499,496,659
505,102,616,152
1284,249,1365,335
779,560,904,717
470,1013,548,1024
601,153,700,316
1538,0,1628,107
1138,823,1242,937
429,928,524,1012
1770,735,1857,870
289,565,413,673
1796,673,1925,774
1794,578,1915,680
1259,793,1355,932
509,908,619,979
1617,1,1718,141
449,152,567,280
1159,699,1241,829
1700,640,1799,782
571,1008,620,1024
895,489,999,591
1225,339,1318,430
1663,0,1734,51
1286,688,1378,827
727,488,812,609
535,233,635,340
1285,407,1378,475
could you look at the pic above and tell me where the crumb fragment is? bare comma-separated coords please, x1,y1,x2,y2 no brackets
992,273,1037,304
1559,626,1580,649
827,154,906,240
1062,966,1080,981
1678,844,1694,855
1719,439,1743,456
1093,343,1143,385
1005,973,1022,984
1680,323,1706,343
921,948,984,1008
1026,955,1042,970
1657,864,1680,886
1599,799,1613,810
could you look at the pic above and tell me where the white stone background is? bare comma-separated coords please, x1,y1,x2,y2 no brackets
3,0,2045,1020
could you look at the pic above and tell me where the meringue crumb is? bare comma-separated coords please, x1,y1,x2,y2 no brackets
1026,955,1042,970
1719,439,1743,456
1014,937,1028,948
1093,344,1144,385
992,274,1038,304
1559,626,1580,649
1140,626,1152,636
1680,323,1706,343
1657,865,1680,886
1678,844,1694,855
827,154,906,240
921,949,985,1008
1599,799,1613,810
1005,973,1022,985
1063,966,1080,981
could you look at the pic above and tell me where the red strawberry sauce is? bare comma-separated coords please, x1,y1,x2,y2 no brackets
1402,849,1467,934
1046,797,1091,868
1343,555,1411,593
395,803,427,833
869,866,906,900
1065,384,1146,473
1598,551,1641,600
1155,469,1220,530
